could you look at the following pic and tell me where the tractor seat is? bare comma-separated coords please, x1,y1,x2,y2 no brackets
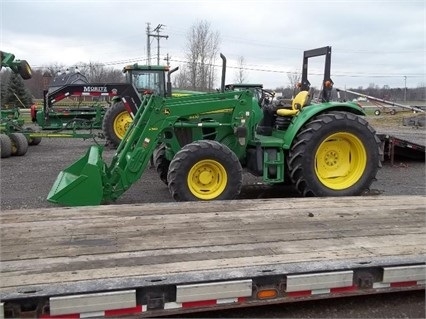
276,91,310,117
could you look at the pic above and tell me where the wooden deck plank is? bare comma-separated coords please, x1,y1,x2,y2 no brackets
1,195,425,296
2,233,424,287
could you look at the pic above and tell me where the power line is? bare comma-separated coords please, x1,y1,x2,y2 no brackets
30,57,424,79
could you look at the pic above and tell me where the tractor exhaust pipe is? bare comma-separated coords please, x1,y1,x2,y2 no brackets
167,67,179,97
220,53,226,93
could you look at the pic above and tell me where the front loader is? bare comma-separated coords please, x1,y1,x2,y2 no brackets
48,47,382,206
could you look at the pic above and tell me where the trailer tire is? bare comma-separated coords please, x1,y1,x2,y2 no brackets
0,134,12,158
153,144,170,185
9,132,28,156
28,136,42,146
25,128,42,145
374,109,381,116
102,101,132,148
168,140,242,201
288,111,381,197
18,60,32,80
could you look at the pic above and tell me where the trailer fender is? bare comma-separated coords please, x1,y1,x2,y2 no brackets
282,102,365,149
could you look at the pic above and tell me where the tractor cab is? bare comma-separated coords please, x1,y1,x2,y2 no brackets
123,64,169,97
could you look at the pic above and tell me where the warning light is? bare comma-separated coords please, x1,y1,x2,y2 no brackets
257,289,278,299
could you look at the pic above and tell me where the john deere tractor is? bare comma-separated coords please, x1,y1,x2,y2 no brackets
48,47,382,206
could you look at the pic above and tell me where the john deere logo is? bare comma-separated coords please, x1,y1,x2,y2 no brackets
164,108,170,115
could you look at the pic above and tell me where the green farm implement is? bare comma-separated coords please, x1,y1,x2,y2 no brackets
1,51,33,158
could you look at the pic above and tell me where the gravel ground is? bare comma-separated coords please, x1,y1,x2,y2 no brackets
0,114,424,318
0,134,425,210
1,115,425,210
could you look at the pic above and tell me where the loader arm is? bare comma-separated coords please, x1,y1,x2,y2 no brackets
48,90,256,206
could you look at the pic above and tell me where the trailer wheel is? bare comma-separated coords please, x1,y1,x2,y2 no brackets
0,134,12,158
18,60,32,80
25,128,42,145
9,132,29,156
288,111,381,197
374,109,381,116
102,101,132,148
153,144,170,185
168,140,242,201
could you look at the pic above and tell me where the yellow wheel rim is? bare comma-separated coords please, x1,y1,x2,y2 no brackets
315,132,367,190
113,111,133,140
187,159,227,200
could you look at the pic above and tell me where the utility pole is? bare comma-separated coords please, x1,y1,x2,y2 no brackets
164,53,171,67
146,23,168,65
146,23,151,65
403,76,407,102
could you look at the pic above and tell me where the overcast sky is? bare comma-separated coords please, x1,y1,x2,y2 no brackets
1,0,425,89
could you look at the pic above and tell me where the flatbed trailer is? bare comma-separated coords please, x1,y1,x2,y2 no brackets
375,126,426,164
1,196,425,318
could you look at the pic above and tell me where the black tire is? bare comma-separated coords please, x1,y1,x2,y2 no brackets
26,128,42,145
288,111,381,197
168,140,242,201
18,60,32,80
153,144,171,185
9,132,29,156
390,109,396,115
0,134,12,158
102,102,132,148
374,109,381,116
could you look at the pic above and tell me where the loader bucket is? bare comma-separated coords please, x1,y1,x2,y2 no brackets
47,146,106,206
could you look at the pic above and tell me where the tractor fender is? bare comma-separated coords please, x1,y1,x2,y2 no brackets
111,96,123,104
281,102,365,149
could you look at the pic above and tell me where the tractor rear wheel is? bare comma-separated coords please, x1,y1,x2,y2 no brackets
168,140,242,201
0,134,12,158
9,132,28,156
102,101,132,148
153,144,170,185
288,111,381,197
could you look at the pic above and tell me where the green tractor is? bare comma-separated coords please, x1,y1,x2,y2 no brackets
0,51,34,158
101,64,181,147
48,47,382,206
31,63,196,147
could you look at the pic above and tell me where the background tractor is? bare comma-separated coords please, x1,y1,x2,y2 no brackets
48,47,382,206
30,64,180,147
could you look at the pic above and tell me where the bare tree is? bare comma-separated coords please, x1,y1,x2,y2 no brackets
287,71,301,90
234,56,247,84
184,20,220,91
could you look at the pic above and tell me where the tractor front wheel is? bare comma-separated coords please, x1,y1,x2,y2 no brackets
102,102,133,148
168,140,242,201
153,144,171,185
288,111,381,197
